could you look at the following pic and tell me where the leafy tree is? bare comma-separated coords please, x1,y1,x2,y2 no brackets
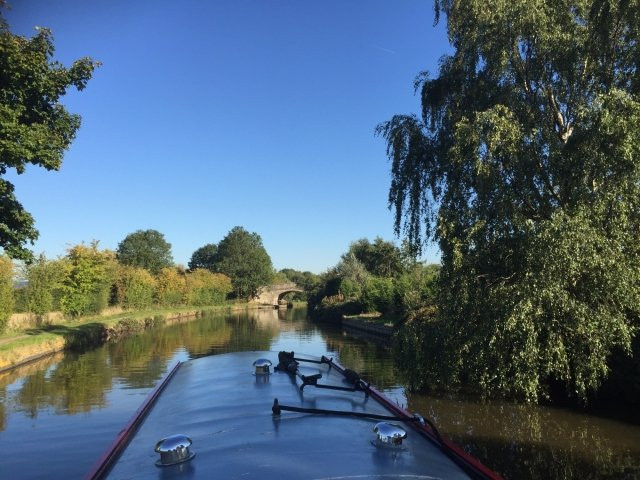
279,268,321,292
188,243,217,271
214,226,273,299
335,252,370,286
0,14,97,261
116,229,173,274
379,0,640,401
270,270,290,284
60,243,116,317
0,255,13,331
346,237,407,277
309,252,372,320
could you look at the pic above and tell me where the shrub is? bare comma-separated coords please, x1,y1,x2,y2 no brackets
394,264,439,316
155,267,187,306
312,295,363,323
0,256,14,332
25,255,65,315
324,276,342,297
185,269,232,306
339,278,362,299
13,286,28,313
60,243,117,317
361,276,395,314
116,266,156,310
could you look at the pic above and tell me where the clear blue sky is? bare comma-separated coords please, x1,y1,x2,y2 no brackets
6,0,448,273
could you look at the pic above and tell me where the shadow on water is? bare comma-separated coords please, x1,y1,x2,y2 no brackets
0,306,638,479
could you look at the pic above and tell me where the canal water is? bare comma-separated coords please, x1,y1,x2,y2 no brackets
0,307,638,479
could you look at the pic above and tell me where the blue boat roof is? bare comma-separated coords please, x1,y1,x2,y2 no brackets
91,351,497,479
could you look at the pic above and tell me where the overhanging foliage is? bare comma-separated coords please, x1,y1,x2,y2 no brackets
379,0,640,401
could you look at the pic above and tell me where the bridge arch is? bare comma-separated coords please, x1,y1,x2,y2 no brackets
252,283,304,307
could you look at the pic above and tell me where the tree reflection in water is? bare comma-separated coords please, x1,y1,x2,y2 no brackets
0,308,284,424
15,349,113,415
403,380,640,478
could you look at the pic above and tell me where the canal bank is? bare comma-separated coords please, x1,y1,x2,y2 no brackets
341,316,394,343
0,303,268,373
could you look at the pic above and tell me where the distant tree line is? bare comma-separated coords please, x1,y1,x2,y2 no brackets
0,238,231,332
0,226,318,332
308,237,439,322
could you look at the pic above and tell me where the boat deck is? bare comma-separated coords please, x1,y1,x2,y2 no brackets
100,351,473,479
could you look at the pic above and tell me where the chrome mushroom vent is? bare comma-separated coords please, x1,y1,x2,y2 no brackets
253,358,272,375
373,422,407,447
154,434,196,467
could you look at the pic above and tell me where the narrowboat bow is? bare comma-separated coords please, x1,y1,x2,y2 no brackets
86,351,502,479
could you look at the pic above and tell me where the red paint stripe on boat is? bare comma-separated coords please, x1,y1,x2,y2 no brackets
329,359,503,480
367,383,503,480
84,361,182,480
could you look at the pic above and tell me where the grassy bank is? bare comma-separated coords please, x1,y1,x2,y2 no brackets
0,303,255,372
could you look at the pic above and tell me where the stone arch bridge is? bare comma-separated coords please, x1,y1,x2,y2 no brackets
252,283,304,307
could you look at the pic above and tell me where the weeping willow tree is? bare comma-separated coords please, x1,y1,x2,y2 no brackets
379,0,640,402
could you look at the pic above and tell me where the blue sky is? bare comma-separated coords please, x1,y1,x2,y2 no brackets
5,0,448,273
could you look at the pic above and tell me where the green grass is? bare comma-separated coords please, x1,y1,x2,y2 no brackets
0,331,61,353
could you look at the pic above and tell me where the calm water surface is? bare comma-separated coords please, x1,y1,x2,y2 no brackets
0,307,638,479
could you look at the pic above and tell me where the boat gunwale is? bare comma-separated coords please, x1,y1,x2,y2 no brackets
84,361,183,480
335,363,504,480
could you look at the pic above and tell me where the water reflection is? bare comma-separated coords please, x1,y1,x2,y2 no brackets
8,350,111,416
0,308,292,425
408,394,640,479
0,307,638,480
